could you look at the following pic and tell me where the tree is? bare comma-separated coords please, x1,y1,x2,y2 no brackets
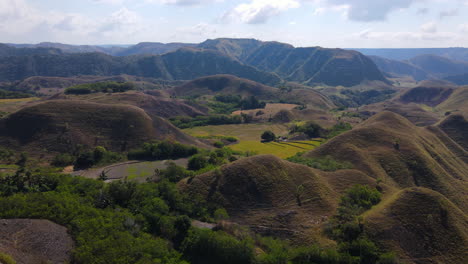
261,131,276,142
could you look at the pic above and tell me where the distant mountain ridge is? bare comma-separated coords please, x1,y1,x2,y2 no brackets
369,54,468,82
0,48,281,85
1,38,389,87
355,47,468,62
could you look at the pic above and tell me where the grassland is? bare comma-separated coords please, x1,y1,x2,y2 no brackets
183,123,321,158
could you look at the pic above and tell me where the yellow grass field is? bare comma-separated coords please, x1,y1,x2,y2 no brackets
183,123,322,158
0,97,39,103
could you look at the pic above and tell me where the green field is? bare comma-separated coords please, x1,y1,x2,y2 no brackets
183,123,321,158
230,140,321,158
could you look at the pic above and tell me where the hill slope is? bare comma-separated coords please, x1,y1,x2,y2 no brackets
0,100,206,153
365,187,468,264
172,74,335,109
0,219,74,264
200,39,389,87
369,55,432,81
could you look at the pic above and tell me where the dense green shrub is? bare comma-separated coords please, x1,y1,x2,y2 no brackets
170,115,243,129
64,81,135,94
181,228,255,264
52,153,75,167
128,141,198,161
74,146,123,169
261,130,276,142
0,89,32,99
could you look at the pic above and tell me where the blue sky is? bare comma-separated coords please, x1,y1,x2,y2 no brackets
1,0,467,48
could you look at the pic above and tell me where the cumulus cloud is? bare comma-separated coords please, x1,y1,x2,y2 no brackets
0,0,148,43
222,0,300,24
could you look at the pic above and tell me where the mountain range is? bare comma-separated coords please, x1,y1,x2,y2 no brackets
1,39,389,87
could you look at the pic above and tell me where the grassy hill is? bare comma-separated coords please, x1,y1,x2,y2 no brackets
172,74,335,109
365,187,468,264
304,111,468,211
0,100,206,154
67,91,208,119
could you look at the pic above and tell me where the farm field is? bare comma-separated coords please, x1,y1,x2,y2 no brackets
183,123,322,158
183,123,290,141
72,158,189,182
229,140,322,158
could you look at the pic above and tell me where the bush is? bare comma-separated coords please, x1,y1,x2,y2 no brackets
213,141,224,148
181,228,254,264
161,162,194,183
187,155,208,171
128,141,197,161
74,146,123,169
261,131,276,142
65,81,135,94
52,153,75,167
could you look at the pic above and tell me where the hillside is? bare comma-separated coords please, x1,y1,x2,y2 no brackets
0,48,281,85
0,100,206,154
365,188,468,264
0,219,74,264
304,111,468,211
409,54,468,78
172,75,335,109
444,72,468,85
397,85,455,106
69,91,208,118
200,39,389,87
179,154,341,240
369,55,432,81
355,47,468,62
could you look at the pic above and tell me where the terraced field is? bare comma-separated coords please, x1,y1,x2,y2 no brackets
229,140,322,158
183,123,322,158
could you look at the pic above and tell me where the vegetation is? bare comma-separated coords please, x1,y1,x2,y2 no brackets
208,95,267,114
261,130,276,142
64,81,135,94
0,252,15,264
74,146,124,169
170,115,244,129
0,89,32,99
128,141,198,161
290,121,352,139
324,185,397,264
287,154,353,171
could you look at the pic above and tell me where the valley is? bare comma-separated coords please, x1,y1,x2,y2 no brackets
0,38,467,264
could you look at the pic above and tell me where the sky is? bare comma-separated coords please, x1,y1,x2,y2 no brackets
1,0,468,48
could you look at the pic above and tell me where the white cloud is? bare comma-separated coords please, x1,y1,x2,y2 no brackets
147,0,222,5
459,24,468,33
222,0,300,24
325,0,419,21
420,21,437,33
